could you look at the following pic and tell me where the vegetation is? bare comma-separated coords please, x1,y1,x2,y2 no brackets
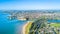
29,17,47,34
50,23,60,27
28,16,60,34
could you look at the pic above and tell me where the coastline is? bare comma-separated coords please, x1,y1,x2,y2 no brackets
22,21,33,34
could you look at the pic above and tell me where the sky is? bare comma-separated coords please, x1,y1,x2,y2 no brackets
0,0,60,10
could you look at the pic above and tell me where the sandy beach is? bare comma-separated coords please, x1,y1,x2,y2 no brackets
22,21,29,34
22,21,32,34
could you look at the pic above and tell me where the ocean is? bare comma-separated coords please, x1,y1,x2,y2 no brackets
0,12,27,34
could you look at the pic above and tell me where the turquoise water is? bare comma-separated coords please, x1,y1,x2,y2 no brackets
0,12,27,34
48,19,60,23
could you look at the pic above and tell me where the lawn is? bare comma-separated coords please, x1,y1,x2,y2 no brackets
50,23,60,27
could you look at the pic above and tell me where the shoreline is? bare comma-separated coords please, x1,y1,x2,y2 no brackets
22,21,33,34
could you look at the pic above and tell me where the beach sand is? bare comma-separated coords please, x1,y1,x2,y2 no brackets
22,21,32,34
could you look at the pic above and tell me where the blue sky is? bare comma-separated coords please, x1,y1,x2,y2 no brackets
0,0,60,10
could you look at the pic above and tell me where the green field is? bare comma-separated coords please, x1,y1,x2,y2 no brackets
50,23,60,27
